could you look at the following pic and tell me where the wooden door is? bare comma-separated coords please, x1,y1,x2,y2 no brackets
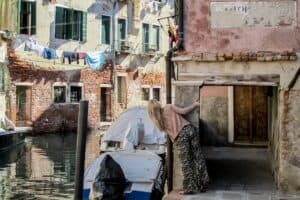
234,86,268,142
16,86,32,126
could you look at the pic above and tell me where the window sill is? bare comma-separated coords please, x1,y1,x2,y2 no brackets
53,102,80,105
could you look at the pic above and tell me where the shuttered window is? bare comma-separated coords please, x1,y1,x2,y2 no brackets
101,16,111,45
141,88,150,101
55,6,87,42
117,19,126,50
152,25,160,51
0,65,4,92
117,76,127,104
142,23,149,53
153,88,160,101
19,1,36,35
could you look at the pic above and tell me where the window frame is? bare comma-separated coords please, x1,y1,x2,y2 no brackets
19,0,37,35
152,87,161,102
0,65,4,92
55,6,86,41
141,85,151,101
116,75,127,104
53,83,67,104
117,18,127,50
101,15,112,45
69,84,83,103
141,23,160,53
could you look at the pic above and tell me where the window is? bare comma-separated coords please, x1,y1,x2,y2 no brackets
19,1,36,35
141,88,150,101
55,7,87,42
142,23,150,53
0,65,4,92
70,86,82,103
152,25,160,51
117,76,127,104
153,88,160,101
54,86,66,103
117,19,126,50
101,16,111,45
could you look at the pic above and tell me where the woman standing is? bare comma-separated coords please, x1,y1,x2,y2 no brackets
148,99,209,194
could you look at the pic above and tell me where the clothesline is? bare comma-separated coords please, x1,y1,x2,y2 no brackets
24,38,106,70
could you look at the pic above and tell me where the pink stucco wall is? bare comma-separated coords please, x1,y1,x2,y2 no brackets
184,0,300,52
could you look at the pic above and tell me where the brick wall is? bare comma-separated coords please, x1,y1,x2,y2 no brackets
8,53,166,133
8,52,112,133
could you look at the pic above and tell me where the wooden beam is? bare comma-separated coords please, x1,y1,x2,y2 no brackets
288,67,300,90
178,73,280,84
172,80,278,87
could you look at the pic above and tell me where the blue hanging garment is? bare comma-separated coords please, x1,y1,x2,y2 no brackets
43,48,56,60
86,51,105,70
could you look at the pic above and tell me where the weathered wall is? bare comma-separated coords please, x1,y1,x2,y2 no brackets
183,0,300,52
8,52,112,133
279,90,300,193
173,85,200,190
200,86,228,146
173,59,300,192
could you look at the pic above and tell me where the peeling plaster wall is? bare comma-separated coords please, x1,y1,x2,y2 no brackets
184,0,300,52
200,86,228,146
173,59,300,192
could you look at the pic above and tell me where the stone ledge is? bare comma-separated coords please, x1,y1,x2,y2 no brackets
172,51,298,62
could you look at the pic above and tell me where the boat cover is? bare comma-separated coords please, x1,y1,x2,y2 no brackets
102,106,166,145
84,150,162,193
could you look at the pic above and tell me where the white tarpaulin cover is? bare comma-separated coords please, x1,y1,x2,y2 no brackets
102,106,167,145
84,150,162,192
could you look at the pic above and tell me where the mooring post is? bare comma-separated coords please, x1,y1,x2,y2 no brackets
74,100,89,200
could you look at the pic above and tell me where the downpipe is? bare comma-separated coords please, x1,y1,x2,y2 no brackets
166,0,184,193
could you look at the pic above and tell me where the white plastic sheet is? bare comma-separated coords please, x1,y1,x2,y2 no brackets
102,106,167,145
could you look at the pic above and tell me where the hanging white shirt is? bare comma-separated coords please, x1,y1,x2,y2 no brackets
0,45,7,63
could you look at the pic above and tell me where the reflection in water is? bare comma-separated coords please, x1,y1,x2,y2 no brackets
0,133,100,200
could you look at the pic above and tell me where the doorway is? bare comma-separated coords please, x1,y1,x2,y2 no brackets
234,86,268,144
100,87,112,122
16,86,32,126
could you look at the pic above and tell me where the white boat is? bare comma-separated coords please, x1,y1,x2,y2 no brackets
83,150,164,200
83,106,167,199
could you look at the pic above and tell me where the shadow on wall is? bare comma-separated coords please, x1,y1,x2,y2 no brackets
32,103,79,134
199,118,228,146
88,0,125,19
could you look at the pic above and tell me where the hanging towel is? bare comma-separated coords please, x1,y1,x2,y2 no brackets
25,39,44,57
63,51,77,64
43,48,56,60
86,51,105,70
78,52,87,65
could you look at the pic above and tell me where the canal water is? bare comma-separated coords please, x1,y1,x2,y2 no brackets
0,133,101,200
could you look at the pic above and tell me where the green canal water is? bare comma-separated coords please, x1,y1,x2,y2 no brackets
0,133,101,200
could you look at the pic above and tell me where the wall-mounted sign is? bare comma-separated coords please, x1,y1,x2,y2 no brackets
210,1,296,28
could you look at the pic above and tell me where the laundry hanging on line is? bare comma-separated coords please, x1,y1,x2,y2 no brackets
86,52,105,70
23,38,106,70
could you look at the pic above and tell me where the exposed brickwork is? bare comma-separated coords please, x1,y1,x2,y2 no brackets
8,52,166,133
8,51,112,133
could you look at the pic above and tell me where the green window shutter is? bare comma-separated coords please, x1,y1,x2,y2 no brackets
142,24,149,52
66,8,73,39
17,0,21,33
152,25,160,50
80,12,87,43
101,16,110,44
31,2,36,35
0,65,4,92
117,19,126,49
55,7,64,39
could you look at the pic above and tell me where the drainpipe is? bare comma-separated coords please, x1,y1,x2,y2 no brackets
166,0,184,193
